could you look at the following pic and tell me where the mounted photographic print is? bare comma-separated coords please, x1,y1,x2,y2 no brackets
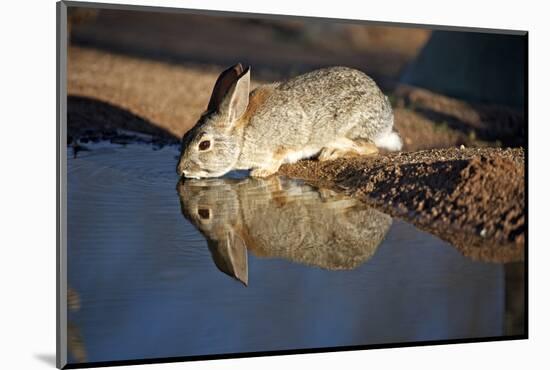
56,1,527,368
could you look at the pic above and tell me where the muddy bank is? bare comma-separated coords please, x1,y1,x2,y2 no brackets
279,147,525,263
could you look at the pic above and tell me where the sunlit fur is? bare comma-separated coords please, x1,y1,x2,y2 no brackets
177,66,402,179
177,112,243,178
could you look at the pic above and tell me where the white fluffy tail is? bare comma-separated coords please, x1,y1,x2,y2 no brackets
374,130,403,151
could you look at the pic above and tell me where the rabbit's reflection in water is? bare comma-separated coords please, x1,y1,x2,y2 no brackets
177,176,392,285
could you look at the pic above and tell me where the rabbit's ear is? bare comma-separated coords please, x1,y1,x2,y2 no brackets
218,66,250,123
207,63,245,112
207,230,249,286
225,231,249,286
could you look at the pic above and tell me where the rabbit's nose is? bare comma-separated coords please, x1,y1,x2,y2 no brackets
176,164,186,177
177,160,190,176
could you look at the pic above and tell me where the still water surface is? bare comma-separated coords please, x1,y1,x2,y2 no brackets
67,143,523,365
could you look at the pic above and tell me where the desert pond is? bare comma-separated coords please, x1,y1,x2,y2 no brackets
66,142,525,365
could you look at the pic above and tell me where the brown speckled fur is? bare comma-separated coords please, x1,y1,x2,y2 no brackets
177,65,401,178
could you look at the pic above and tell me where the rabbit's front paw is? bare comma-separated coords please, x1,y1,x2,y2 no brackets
251,167,279,178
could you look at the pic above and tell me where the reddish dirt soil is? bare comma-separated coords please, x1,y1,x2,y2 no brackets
279,147,525,263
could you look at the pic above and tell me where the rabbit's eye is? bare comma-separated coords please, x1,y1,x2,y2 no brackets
198,208,210,219
198,140,211,151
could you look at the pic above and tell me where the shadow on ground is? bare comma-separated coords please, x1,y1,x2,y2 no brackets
34,353,56,367
393,85,525,148
68,95,178,142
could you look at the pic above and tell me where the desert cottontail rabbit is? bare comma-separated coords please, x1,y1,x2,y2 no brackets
177,64,402,178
